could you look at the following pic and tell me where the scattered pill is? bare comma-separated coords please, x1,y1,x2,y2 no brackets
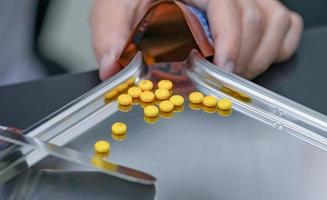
94,140,110,154
159,100,174,112
116,83,129,92
140,91,155,103
217,99,233,110
144,105,159,117
189,92,204,104
170,95,184,106
158,80,173,90
155,88,170,100
128,87,142,98
202,95,218,107
104,90,118,100
138,80,153,91
118,94,132,106
111,122,127,135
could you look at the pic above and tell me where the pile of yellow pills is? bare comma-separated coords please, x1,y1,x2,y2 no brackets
105,90,118,99
118,94,132,106
159,100,174,112
94,140,110,154
140,91,155,103
144,105,159,117
189,92,204,104
111,122,127,135
217,98,233,110
138,80,153,91
155,88,170,100
202,95,218,107
169,95,184,106
128,87,142,98
158,80,173,90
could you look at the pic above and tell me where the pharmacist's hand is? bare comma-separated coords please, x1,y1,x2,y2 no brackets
91,0,152,80
91,0,303,80
183,0,303,79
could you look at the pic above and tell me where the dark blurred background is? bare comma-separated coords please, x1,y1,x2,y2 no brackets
0,0,326,86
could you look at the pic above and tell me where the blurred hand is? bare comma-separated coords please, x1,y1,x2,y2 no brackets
91,0,303,80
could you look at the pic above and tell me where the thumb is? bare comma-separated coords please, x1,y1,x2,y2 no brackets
91,0,146,80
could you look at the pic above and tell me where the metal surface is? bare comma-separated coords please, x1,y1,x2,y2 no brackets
0,128,156,185
1,50,327,199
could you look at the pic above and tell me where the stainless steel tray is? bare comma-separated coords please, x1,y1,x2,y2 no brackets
1,50,327,200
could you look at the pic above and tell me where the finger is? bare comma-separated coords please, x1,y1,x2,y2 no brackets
246,0,291,79
235,0,264,75
90,0,148,80
206,0,242,72
275,11,303,63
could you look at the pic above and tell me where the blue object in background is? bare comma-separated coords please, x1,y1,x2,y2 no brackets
187,6,214,44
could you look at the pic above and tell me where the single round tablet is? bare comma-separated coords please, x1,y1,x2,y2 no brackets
111,122,127,135
116,83,129,92
159,100,174,112
117,94,132,106
217,98,233,110
94,140,110,154
138,80,153,91
140,91,155,103
202,95,218,107
189,92,204,104
155,88,170,100
170,95,184,106
127,87,142,98
158,80,173,90
104,90,118,99
144,105,159,117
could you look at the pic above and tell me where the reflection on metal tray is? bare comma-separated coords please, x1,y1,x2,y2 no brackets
1,170,155,200
1,50,327,199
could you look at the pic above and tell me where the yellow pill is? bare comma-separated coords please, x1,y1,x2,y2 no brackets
159,100,174,112
104,90,118,99
94,140,110,154
144,105,159,117
117,94,132,106
189,92,204,104
126,77,135,86
155,88,170,100
127,87,142,98
111,122,127,135
138,80,153,91
170,95,184,106
140,91,155,103
202,95,218,107
116,83,129,92
158,80,173,90
217,98,233,110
